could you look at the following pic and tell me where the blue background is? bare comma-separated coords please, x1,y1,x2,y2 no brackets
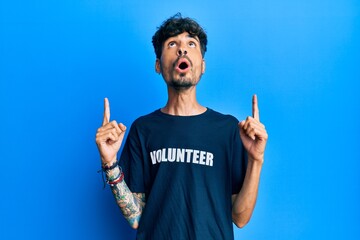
1,0,359,239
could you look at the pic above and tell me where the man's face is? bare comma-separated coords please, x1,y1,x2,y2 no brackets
156,32,205,91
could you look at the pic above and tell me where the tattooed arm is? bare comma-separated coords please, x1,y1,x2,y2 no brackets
95,98,145,229
106,165,146,229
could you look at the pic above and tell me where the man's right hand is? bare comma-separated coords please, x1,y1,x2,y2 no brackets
95,98,127,166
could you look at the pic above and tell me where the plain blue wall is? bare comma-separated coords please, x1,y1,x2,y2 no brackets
1,0,359,239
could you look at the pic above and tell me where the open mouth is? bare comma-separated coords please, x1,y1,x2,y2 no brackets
175,58,191,73
179,61,189,70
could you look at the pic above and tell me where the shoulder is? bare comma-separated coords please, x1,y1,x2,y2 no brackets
206,108,239,125
128,109,163,135
131,109,162,126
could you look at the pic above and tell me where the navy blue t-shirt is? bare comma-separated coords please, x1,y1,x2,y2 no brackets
119,108,247,240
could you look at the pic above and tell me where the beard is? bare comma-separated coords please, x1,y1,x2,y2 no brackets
169,76,194,91
168,72,203,91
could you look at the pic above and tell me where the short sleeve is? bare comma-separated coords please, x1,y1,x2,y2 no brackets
231,122,247,194
119,122,145,193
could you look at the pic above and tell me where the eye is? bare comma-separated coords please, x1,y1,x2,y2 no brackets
188,41,196,48
168,41,176,48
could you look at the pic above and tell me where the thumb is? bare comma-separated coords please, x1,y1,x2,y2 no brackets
118,123,127,132
239,120,245,129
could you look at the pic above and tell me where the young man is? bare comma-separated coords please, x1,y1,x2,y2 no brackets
96,14,268,239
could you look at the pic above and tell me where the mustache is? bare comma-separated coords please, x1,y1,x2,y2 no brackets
173,55,193,68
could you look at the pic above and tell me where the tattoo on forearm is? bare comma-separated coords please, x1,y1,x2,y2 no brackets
106,167,146,227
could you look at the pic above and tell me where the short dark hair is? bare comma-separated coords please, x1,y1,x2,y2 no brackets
152,13,208,59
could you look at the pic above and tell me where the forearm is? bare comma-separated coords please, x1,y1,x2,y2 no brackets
106,165,145,229
232,158,263,228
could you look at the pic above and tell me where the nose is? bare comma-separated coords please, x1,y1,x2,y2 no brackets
177,49,187,56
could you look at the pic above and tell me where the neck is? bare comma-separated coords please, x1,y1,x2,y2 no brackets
161,86,206,116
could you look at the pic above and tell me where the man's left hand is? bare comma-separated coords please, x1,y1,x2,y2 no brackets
239,95,268,163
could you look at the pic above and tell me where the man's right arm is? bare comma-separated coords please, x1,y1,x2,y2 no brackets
105,164,145,229
95,98,145,229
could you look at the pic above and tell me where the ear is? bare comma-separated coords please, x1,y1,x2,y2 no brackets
155,59,161,74
201,59,206,74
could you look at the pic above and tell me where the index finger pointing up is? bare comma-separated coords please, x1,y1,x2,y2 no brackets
102,97,110,126
252,94,260,121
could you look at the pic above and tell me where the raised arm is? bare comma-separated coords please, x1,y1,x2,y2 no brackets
95,98,145,229
232,95,268,228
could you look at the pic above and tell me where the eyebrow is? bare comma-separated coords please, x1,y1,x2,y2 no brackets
167,34,200,42
186,34,200,43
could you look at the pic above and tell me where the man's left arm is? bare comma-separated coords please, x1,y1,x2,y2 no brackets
232,94,268,228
